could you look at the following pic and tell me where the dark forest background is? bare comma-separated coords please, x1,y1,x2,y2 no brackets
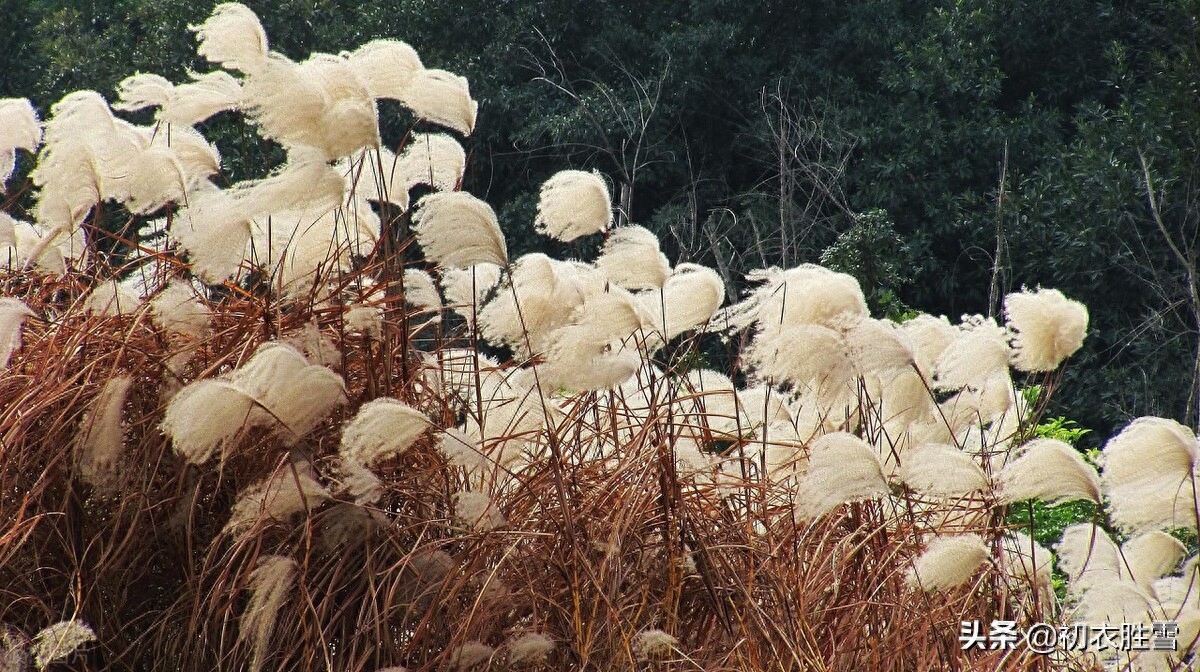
4,0,1200,441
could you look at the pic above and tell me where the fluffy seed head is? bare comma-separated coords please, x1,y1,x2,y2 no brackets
999,531,1054,591
900,313,957,379
997,438,1101,505
340,398,431,467
227,342,346,441
192,3,269,73
448,641,494,670
412,192,508,267
596,225,670,290
632,629,678,659
161,379,254,464
1100,416,1200,534
225,467,330,534
535,170,612,242
345,39,423,100
906,534,989,592
149,282,210,339
396,133,465,191
112,73,173,113
404,268,443,312
899,443,988,497
31,620,96,670
161,71,243,125
715,264,867,335
1122,530,1186,589
239,555,296,672
478,253,605,355
933,315,1010,391
797,432,889,519
506,632,554,665
452,490,506,531
640,263,725,340
0,297,34,368
76,376,133,488
0,98,41,187
400,69,477,136
1004,288,1088,372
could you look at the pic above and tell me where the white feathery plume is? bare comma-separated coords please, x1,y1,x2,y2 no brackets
227,342,346,441
939,371,1017,435
506,632,554,665
1122,531,1186,590
534,170,612,242
478,253,605,355
339,147,405,207
899,443,988,497
996,438,1101,504
396,133,465,191
906,534,989,592
632,629,678,659
148,125,221,188
399,69,478,136
638,263,725,340
683,370,743,439
31,620,96,670
437,427,490,471
1070,580,1158,628
441,262,502,324
161,379,255,464
112,73,173,112
0,98,41,188
796,432,889,519
1099,416,1200,534
225,466,329,534
242,52,379,159
340,398,431,467
4,218,76,273
539,290,648,392
251,201,379,297
344,304,383,338
744,323,855,398
149,281,210,339
448,641,495,670
124,144,188,214
239,555,297,672
1004,287,1088,372
932,315,1010,391
162,70,243,125
452,490,506,531
1057,524,1122,594
345,39,423,100
713,264,868,334
842,316,916,378
0,297,34,369
291,322,342,371
412,191,508,267
999,531,1054,593
2,623,31,672
900,313,956,379
404,268,443,312
170,188,253,282
192,2,269,74
331,458,384,506
76,376,133,487
596,225,671,290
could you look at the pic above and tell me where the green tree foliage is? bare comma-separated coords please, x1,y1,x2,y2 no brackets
4,0,1199,434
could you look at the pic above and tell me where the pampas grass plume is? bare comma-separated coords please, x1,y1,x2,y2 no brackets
906,534,989,592
239,555,296,672
1122,530,1186,589
448,641,494,669
192,3,269,73
0,97,41,185
997,438,1101,504
932,315,1011,391
412,192,508,267
77,376,133,487
397,133,465,191
346,39,423,100
797,432,889,519
1004,287,1088,372
31,620,96,670
641,263,725,340
400,69,478,136
340,398,431,467
535,170,612,242
596,225,670,290
112,73,173,113
161,379,254,464
506,632,554,664
162,71,243,126
452,490,506,531
899,443,988,497
632,629,678,659
225,467,329,534
1100,416,1200,534
1,297,34,368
